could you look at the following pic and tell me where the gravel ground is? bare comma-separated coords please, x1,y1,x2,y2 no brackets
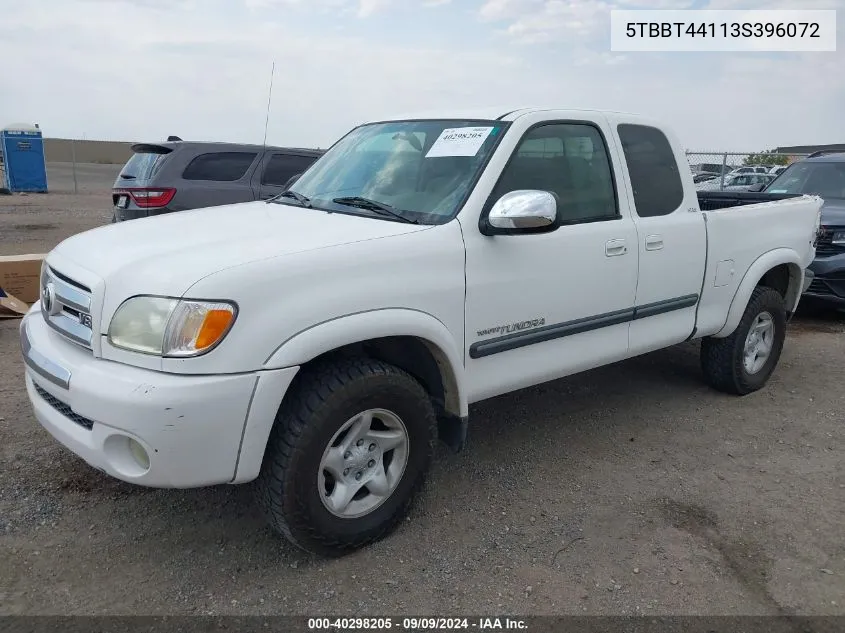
1,182,844,617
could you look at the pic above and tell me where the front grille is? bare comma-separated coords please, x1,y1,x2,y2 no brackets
40,266,94,350
34,384,94,430
49,267,91,293
815,227,845,256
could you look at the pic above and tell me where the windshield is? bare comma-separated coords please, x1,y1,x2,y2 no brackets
765,161,845,199
284,119,508,224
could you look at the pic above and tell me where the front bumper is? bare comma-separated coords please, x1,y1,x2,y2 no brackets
20,308,298,488
804,253,845,306
802,269,815,294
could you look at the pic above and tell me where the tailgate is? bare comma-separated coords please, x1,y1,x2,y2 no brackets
112,144,173,207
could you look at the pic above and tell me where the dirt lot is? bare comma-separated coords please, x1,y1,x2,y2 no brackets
1,177,843,617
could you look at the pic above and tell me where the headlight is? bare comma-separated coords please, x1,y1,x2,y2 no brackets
108,296,237,357
831,230,845,245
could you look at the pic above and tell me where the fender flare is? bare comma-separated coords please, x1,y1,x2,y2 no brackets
711,248,804,339
263,308,468,417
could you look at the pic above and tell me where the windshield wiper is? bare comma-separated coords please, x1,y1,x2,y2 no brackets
331,196,418,224
270,189,311,208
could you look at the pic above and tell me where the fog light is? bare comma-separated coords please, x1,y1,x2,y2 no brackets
128,438,150,470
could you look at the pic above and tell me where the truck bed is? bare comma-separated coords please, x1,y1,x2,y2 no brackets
694,194,822,337
697,190,802,211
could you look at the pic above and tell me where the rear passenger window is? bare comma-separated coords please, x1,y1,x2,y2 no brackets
491,123,618,223
617,124,684,217
182,152,257,181
262,154,318,186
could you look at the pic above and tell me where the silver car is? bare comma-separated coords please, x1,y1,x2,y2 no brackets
696,172,776,192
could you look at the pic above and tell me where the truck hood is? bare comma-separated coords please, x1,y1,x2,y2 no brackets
819,198,845,226
51,200,431,298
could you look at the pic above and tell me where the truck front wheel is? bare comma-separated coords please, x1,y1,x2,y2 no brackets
255,357,436,556
700,286,787,395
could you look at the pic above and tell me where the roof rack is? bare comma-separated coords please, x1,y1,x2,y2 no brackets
806,149,845,158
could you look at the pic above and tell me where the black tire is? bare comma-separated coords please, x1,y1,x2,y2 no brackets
700,286,787,395
255,357,437,556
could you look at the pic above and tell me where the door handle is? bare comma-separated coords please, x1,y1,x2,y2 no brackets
645,234,664,251
605,238,628,257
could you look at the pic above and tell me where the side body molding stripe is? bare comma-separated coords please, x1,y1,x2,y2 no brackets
468,293,699,359
633,294,699,320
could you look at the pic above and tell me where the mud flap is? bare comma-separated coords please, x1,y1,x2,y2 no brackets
437,414,468,453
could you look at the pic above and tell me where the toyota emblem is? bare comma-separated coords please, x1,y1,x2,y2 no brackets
42,282,58,315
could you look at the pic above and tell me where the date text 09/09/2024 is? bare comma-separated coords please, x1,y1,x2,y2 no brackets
307,617,528,630
625,21,820,39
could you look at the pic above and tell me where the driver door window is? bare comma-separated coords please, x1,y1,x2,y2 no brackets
489,123,618,224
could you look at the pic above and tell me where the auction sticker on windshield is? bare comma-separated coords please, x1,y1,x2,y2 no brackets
426,127,494,158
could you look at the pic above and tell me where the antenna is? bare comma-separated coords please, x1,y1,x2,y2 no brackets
262,61,275,149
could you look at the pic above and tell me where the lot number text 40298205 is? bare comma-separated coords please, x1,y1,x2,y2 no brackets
306,617,528,630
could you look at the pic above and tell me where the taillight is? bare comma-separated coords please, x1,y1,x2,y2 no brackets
114,188,176,208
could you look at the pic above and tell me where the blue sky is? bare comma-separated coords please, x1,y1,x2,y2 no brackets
0,0,842,151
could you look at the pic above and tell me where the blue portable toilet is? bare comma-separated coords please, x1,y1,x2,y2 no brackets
1,123,48,193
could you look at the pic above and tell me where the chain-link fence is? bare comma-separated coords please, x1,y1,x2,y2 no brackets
685,151,807,191
42,138,130,194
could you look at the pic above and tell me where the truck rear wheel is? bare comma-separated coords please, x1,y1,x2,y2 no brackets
255,357,436,556
700,286,787,395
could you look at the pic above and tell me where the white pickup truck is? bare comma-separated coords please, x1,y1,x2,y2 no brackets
20,107,822,556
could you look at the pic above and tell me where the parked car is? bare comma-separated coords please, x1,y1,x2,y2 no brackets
697,172,776,191
111,140,324,222
689,162,729,175
20,107,821,556
693,171,720,183
761,152,845,306
729,165,771,175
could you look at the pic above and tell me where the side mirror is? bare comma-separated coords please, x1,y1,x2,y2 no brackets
485,190,557,233
283,173,302,190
